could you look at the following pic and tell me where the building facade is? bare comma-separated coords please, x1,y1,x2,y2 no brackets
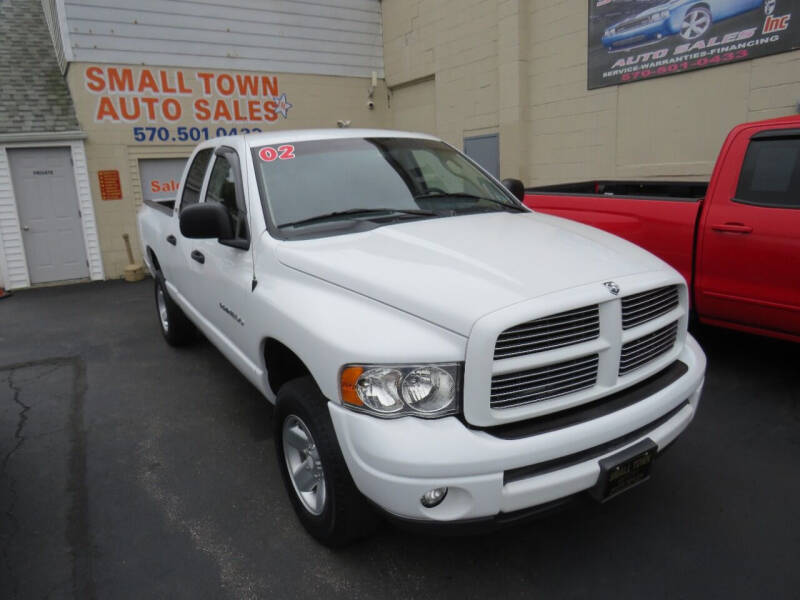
0,0,386,288
383,0,800,185
0,0,798,290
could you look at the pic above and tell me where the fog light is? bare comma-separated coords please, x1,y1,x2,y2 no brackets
420,487,448,508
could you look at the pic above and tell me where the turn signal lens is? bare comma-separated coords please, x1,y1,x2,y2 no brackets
340,366,364,406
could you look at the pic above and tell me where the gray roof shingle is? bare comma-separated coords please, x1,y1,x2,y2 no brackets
0,0,80,134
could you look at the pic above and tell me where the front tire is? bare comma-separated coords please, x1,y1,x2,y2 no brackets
275,377,377,547
154,273,196,346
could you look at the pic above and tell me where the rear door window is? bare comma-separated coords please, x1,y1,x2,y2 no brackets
735,136,800,208
180,148,213,210
204,152,249,242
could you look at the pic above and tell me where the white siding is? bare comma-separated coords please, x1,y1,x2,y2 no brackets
62,0,384,77
70,141,104,282
0,148,31,290
40,0,71,73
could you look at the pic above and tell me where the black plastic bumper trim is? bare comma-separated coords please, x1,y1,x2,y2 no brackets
481,360,689,440
369,494,580,536
503,399,689,485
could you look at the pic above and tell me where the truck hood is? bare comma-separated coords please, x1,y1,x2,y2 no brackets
276,212,669,336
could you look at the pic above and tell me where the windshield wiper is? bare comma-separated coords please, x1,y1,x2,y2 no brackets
413,191,527,212
278,207,438,229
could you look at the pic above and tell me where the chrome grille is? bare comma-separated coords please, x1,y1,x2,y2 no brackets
616,17,648,33
619,322,678,375
621,285,679,329
494,305,600,360
490,354,599,409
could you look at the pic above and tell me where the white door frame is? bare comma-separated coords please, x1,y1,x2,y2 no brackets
0,137,104,289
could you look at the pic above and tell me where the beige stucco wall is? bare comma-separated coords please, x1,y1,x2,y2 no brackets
382,0,800,186
66,63,388,278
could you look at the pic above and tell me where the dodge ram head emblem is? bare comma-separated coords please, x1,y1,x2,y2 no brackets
604,281,620,295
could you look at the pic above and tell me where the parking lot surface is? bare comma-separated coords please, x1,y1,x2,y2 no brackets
1,280,798,599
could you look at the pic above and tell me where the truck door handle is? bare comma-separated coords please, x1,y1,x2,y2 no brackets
191,250,205,264
166,235,176,246
711,222,752,234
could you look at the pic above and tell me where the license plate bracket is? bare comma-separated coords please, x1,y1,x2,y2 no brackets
590,438,658,502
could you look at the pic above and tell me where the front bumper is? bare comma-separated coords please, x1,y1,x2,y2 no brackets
602,19,672,49
329,335,705,523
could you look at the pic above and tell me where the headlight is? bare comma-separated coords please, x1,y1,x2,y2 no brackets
354,368,404,414
340,363,461,418
650,10,669,22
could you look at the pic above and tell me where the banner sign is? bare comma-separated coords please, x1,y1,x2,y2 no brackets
84,66,292,125
588,0,800,89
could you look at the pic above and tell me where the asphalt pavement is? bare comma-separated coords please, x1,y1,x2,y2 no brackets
1,280,798,599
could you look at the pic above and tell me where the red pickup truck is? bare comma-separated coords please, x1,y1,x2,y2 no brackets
521,115,800,343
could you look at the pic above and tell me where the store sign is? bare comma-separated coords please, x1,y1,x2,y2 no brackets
588,0,800,89
139,159,188,202
84,66,292,135
98,170,122,200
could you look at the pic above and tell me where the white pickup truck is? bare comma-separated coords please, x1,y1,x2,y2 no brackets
138,129,706,546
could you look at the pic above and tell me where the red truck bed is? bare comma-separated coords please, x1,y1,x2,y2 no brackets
524,181,706,286
522,117,800,343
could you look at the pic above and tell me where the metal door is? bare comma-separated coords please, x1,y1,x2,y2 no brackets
8,148,89,284
464,134,500,178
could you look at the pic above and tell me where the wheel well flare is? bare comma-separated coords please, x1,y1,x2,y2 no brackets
264,338,312,396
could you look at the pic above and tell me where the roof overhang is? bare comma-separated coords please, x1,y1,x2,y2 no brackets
0,130,87,144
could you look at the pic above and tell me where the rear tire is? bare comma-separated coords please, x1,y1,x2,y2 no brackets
274,377,378,547
680,6,711,40
154,273,196,346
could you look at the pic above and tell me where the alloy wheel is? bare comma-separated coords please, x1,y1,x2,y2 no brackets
680,8,711,40
282,415,327,515
156,286,170,333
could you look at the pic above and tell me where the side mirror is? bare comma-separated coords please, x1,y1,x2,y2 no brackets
502,178,525,202
179,203,234,240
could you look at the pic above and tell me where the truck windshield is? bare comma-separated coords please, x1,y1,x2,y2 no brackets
251,137,522,231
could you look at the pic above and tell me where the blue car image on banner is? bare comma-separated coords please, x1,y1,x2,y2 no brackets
603,0,763,49
588,0,800,88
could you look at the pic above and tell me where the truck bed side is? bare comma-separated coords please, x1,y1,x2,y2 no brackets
137,198,177,279
524,182,704,287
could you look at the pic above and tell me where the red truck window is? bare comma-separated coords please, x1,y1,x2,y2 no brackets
735,137,800,209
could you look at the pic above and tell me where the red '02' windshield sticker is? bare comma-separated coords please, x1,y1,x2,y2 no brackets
259,145,295,162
